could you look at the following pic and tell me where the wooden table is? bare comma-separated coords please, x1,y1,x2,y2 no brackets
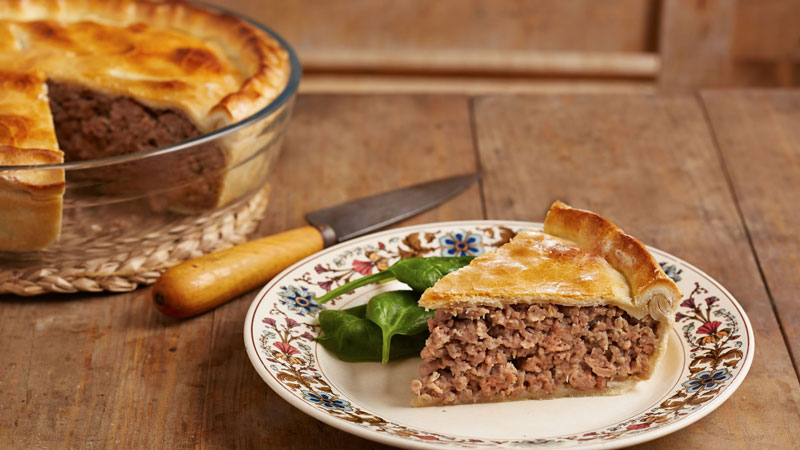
2,91,800,449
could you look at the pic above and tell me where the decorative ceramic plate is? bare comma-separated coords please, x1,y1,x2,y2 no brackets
244,221,754,449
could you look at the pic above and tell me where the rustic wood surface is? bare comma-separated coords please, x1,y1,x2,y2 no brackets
208,0,661,93
732,2,800,86
207,0,656,55
2,91,800,449
299,75,657,95
658,0,736,89
206,0,799,92
473,93,800,449
701,90,800,376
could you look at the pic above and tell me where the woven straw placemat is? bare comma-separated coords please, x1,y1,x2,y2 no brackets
0,187,269,296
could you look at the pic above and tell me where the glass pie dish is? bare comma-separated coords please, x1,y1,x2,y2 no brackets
0,8,301,295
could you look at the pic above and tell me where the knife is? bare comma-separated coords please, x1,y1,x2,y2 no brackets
152,173,479,318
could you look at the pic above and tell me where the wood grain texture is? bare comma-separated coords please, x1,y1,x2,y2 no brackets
208,0,661,83
211,0,800,90
729,0,800,87
208,0,657,55
153,225,325,318
0,291,213,449
299,48,658,78
300,74,657,95
197,94,483,449
472,93,800,448
701,89,800,375
3,92,800,449
733,0,800,61
659,0,737,90
0,94,482,449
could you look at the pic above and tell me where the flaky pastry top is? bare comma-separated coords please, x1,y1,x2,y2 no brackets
420,202,682,324
0,70,58,151
0,0,290,131
543,201,682,322
419,229,633,311
0,71,64,196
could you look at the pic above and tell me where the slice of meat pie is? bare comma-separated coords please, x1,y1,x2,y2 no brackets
411,201,681,406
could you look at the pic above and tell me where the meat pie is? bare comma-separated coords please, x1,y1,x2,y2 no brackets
411,201,681,406
0,1,290,251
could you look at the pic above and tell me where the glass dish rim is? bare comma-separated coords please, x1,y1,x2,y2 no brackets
0,2,302,172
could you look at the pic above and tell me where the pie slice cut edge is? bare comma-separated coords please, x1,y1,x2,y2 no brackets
411,201,682,407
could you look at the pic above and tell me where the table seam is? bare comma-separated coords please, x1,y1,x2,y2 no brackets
695,91,800,382
468,96,489,220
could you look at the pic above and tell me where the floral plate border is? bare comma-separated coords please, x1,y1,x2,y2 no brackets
244,221,754,449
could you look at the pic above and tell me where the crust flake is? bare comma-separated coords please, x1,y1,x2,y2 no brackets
543,201,682,322
0,0,290,250
412,202,683,406
0,0,290,127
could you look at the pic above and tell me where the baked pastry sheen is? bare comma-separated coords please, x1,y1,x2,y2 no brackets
0,0,290,251
421,201,681,322
412,202,682,406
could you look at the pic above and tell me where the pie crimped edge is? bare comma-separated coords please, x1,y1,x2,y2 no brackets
415,202,682,405
0,0,291,251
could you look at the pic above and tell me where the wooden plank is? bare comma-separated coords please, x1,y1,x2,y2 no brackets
301,49,658,78
0,291,213,449
701,89,800,375
210,0,658,62
301,74,656,95
733,0,800,61
198,94,483,449
473,93,800,448
659,0,737,89
728,0,800,87
0,297,37,449
0,94,482,449
217,0,657,52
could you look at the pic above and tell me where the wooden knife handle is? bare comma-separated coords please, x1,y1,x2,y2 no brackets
153,226,325,318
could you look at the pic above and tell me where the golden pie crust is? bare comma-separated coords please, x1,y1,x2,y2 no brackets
0,70,64,250
416,201,682,404
420,202,682,321
0,0,290,251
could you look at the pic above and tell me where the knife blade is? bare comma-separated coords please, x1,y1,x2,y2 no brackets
152,173,479,318
306,172,480,244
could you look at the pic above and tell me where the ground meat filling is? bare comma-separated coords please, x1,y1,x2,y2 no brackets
47,81,226,210
411,304,658,405
48,81,204,160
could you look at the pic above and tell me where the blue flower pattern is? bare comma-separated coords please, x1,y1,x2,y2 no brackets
682,369,732,394
660,262,683,283
278,285,321,316
253,226,750,446
302,390,352,411
439,230,484,256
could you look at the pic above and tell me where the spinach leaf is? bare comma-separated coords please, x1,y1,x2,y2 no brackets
365,291,434,363
316,305,428,362
314,256,472,362
389,256,475,292
314,256,474,304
